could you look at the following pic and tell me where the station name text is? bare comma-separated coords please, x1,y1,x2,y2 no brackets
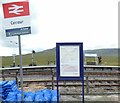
11,20,23,25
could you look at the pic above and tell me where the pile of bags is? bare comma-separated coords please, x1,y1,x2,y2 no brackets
0,80,60,102
0,80,18,101
0,81,8,101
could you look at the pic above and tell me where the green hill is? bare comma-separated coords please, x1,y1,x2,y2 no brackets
2,48,56,67
2,48,119,67
84,48,119,56
84,48,119,66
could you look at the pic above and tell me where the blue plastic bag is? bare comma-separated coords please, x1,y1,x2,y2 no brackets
42,89,51,102
35,90,45,102
11,85,18,92
35,94,45,102
0,81,8,87
3,80,16,94
6,92,17,102
0,80,18,102
51,90,58,102
51,90,60,102
0,87,4,93
24,92,35,102
17,93,22,103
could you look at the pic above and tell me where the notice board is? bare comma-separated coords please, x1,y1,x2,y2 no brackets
56,42,84,80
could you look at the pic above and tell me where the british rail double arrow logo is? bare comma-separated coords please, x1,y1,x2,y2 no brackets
8,4,24,15
2,1,30,18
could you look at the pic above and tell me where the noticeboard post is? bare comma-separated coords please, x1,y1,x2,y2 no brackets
56,42,84,103
2,0,31,101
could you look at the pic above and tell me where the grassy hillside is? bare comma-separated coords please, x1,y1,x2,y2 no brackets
2,48,56,67
84,48,119,66
2,48,119,67
84,48,119,56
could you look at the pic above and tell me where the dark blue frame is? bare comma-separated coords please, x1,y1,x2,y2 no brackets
56,42,84,103
56,42,84,80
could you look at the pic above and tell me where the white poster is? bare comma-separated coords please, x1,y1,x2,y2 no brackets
60,46,80,77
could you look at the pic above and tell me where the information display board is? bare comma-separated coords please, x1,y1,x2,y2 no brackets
56,42,83,80
60,46,80,77
56,42,84,103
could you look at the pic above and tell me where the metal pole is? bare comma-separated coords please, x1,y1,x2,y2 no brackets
81,43,84,103
18,35,24,101
13,54,16,67
10,41,17,67
51,68,54,90
57,74,59,103
32,52,33,66
86,75,89,94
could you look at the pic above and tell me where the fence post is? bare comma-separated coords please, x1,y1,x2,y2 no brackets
86,75,89,94
51,68,54,90
2,70,5,81
16,72,18,86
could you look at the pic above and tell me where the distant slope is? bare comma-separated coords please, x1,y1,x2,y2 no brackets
47,48,119,56
84,48,119,66
2,47,56,67
2,48,119,67
84,48,119,56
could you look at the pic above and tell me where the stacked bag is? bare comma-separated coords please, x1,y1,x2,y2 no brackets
24,89,59,102
34,89,58,102
0,81,8,101
0,80,60,102
0,80,18,101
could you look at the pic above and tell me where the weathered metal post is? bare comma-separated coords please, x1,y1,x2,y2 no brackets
18,35,24,102
86,75,89,94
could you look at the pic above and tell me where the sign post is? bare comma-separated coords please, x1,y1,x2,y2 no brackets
18,35,24,101
56,42,84,103
2,0,31,101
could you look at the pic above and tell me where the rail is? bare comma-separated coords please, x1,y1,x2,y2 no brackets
0,65,119,95
0,65,120,71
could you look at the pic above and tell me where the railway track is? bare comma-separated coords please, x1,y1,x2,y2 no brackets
17,78,119,95
1,71,119,77
0,65,119,95
17,79,119,87
17,79,119,83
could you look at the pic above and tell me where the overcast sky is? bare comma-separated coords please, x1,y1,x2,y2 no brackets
0,0,119,56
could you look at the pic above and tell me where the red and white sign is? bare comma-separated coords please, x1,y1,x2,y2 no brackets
2,1,30,18
2,0,31,37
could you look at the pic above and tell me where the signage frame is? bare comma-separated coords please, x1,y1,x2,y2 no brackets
56,42,84,80
56,42,84,103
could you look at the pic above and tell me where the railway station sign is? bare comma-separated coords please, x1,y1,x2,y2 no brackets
2,0,31,101
2,0,31,37
56,42,84,80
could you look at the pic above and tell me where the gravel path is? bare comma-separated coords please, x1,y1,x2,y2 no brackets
60,95,119,102
22,84,119,102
